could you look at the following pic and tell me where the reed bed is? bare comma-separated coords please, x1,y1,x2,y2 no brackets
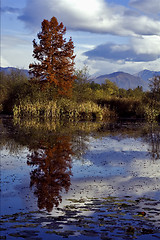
13,98,110,121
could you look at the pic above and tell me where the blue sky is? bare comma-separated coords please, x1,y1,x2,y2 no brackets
1,0,160,75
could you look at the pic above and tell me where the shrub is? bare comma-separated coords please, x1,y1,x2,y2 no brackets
97,97,145,119
0,69,28,113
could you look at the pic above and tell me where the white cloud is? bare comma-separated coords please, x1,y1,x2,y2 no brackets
86,57,160,76
2,0,160,74
1,35,30,48
132,35,160,55
19,0,160,36
56,0,107,20
1,35,33,69
1,56,11,68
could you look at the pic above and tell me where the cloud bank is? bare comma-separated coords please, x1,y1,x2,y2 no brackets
2,0,159,73
19,0,160,36
85,36,160,62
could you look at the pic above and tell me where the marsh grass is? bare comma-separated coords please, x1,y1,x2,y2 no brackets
13,98,110,121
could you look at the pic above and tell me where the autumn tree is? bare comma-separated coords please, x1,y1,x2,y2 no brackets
29,16,75,97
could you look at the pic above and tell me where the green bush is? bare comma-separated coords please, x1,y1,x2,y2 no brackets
0,69,28,113
97,97,145,119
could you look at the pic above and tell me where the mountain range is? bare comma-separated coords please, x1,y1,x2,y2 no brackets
94,70,160,91
0,67,160,91
0,67,29,77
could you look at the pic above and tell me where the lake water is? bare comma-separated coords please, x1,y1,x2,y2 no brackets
0,116,160,239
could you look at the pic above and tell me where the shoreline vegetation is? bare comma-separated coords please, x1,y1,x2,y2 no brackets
13,99,109,121
0,68,160,123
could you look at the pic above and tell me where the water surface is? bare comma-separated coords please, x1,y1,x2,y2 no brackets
0,116,160,239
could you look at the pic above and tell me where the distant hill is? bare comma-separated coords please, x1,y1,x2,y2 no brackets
94,71,148,90
94,70,160,91
1,67,160,91
135,69,160,81
0,67,29,77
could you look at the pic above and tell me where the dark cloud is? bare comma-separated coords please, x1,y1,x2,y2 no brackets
84,43,160,62
17,1,52,31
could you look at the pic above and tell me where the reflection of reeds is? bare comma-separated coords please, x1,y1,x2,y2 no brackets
13,99,110,121
13,117,102,133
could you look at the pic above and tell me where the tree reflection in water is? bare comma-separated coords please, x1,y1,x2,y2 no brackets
27,136,73,212
1,117,95,212
1,116,160,213
142,123,160,160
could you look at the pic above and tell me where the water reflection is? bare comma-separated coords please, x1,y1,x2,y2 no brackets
27,136,73,212
1,117,97,211
99,121,160,161
1,116,160,213
142,123,160,160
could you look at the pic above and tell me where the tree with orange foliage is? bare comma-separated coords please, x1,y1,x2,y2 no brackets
29,16,76,96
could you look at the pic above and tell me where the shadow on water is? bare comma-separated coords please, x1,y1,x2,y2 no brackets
0,116,160,239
